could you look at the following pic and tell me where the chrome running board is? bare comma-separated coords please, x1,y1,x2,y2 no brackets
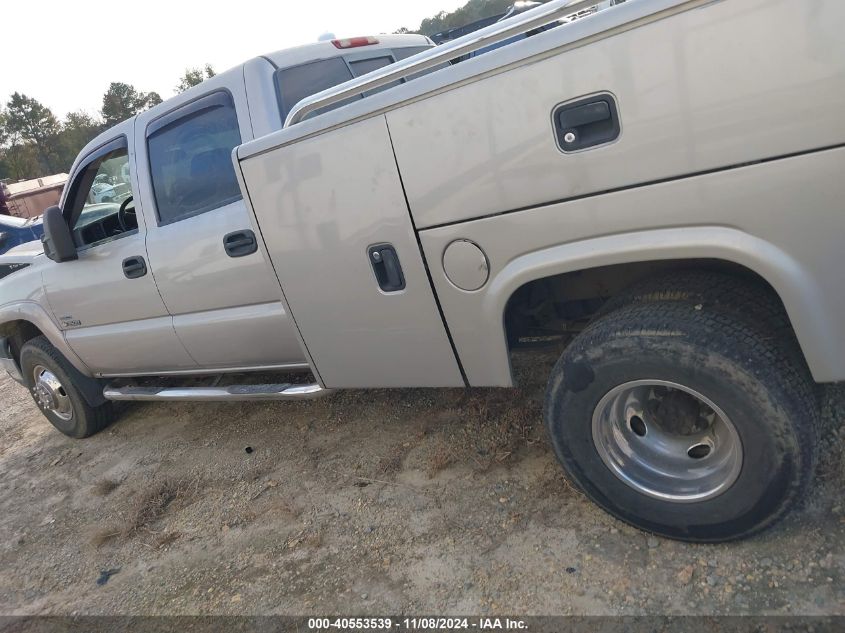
103,382,329,402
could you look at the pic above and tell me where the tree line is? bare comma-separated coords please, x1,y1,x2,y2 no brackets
1,0,521,182
0,65,215,183
397,0,521,36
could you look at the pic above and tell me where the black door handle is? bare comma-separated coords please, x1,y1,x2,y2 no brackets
554,94,620,152
368,244,405,292
223,230,257,257
122,256,147,279
559,100,610,128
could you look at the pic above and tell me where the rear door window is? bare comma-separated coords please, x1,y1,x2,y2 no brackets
146,92,242,225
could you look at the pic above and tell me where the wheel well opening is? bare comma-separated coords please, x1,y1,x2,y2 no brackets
0,320,45,366
504,258,798,358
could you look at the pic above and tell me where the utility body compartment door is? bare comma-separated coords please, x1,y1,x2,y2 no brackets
385,0,845,229
237,116,463,388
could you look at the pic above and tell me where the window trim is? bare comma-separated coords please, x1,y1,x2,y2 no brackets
75,228,140,254
144,89,243,227
63,136,128,226
62,136,139,252
146,90,234,138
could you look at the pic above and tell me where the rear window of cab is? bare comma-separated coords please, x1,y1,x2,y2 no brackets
276,46,434,121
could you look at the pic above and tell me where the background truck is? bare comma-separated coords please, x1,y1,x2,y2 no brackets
1,0,843,542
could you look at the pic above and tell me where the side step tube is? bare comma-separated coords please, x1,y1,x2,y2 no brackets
103,383,329,402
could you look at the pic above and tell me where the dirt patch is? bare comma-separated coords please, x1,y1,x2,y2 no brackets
90,478,121,497
0,350,842,615
91,476,201,547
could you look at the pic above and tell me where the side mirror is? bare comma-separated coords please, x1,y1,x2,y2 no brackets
0,232,7,247
41,206,77,262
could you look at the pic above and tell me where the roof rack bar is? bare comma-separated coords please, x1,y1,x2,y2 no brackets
284,0,604,127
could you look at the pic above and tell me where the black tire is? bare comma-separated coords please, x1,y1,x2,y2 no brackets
544,301,818,542
599,269,806,366
20,336,116,438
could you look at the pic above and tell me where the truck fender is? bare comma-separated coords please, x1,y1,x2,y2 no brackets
0,301,94,378
467,226,836,385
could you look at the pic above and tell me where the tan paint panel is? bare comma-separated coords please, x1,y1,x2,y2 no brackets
41,208,197,374
239,116,463,388
171,302,302,368
388,0,845,229
65,316,198,375
420,147,845,386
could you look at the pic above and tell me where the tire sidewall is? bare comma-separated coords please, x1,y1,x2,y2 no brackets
20,341,90,439
546,332,805,541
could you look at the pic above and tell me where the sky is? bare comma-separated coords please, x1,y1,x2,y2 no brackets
1,0,465,119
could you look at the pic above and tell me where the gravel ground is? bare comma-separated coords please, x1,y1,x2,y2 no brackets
0,350,843,616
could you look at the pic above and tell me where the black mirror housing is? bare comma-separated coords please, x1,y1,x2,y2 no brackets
41,206,77,262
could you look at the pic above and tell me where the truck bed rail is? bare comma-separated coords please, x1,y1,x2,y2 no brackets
284,0,608,127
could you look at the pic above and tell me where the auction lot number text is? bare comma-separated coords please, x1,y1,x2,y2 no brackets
308,618,528,630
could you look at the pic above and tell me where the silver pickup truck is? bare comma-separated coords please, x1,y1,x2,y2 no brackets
2,0,843,542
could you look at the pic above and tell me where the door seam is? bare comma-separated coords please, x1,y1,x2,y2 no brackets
383,115,469,387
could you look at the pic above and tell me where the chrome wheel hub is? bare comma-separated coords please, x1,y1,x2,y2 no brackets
32,365,73,421
592,380,742,503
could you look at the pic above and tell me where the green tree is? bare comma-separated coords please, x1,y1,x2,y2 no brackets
0,110,40,180
101,82,161,127
1,109,33,180
3,93,62,174
176,64,216,93
146,92,163,108
411,0,527,36
56,111,102,170
0,109,9,158
0,144,40,181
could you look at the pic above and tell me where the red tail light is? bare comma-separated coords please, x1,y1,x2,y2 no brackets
332,36,379,49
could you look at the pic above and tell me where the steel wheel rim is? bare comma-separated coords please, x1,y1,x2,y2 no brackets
32,365,74,422
592,379,742,503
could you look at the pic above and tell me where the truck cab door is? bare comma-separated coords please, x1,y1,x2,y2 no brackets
236,116,464,388
134,88,305,371
42,131,197,375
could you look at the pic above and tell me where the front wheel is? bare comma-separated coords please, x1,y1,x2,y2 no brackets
20,336,116,438
544,301,818,542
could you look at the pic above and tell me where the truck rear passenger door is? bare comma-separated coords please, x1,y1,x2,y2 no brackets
236,116,464,388
134,87,306,371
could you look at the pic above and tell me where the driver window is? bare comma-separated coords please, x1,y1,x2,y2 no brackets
69,147,137,248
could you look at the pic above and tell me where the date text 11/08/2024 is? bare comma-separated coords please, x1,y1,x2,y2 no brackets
308,618,528,630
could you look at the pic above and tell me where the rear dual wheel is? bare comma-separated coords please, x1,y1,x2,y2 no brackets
544,297,818,542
